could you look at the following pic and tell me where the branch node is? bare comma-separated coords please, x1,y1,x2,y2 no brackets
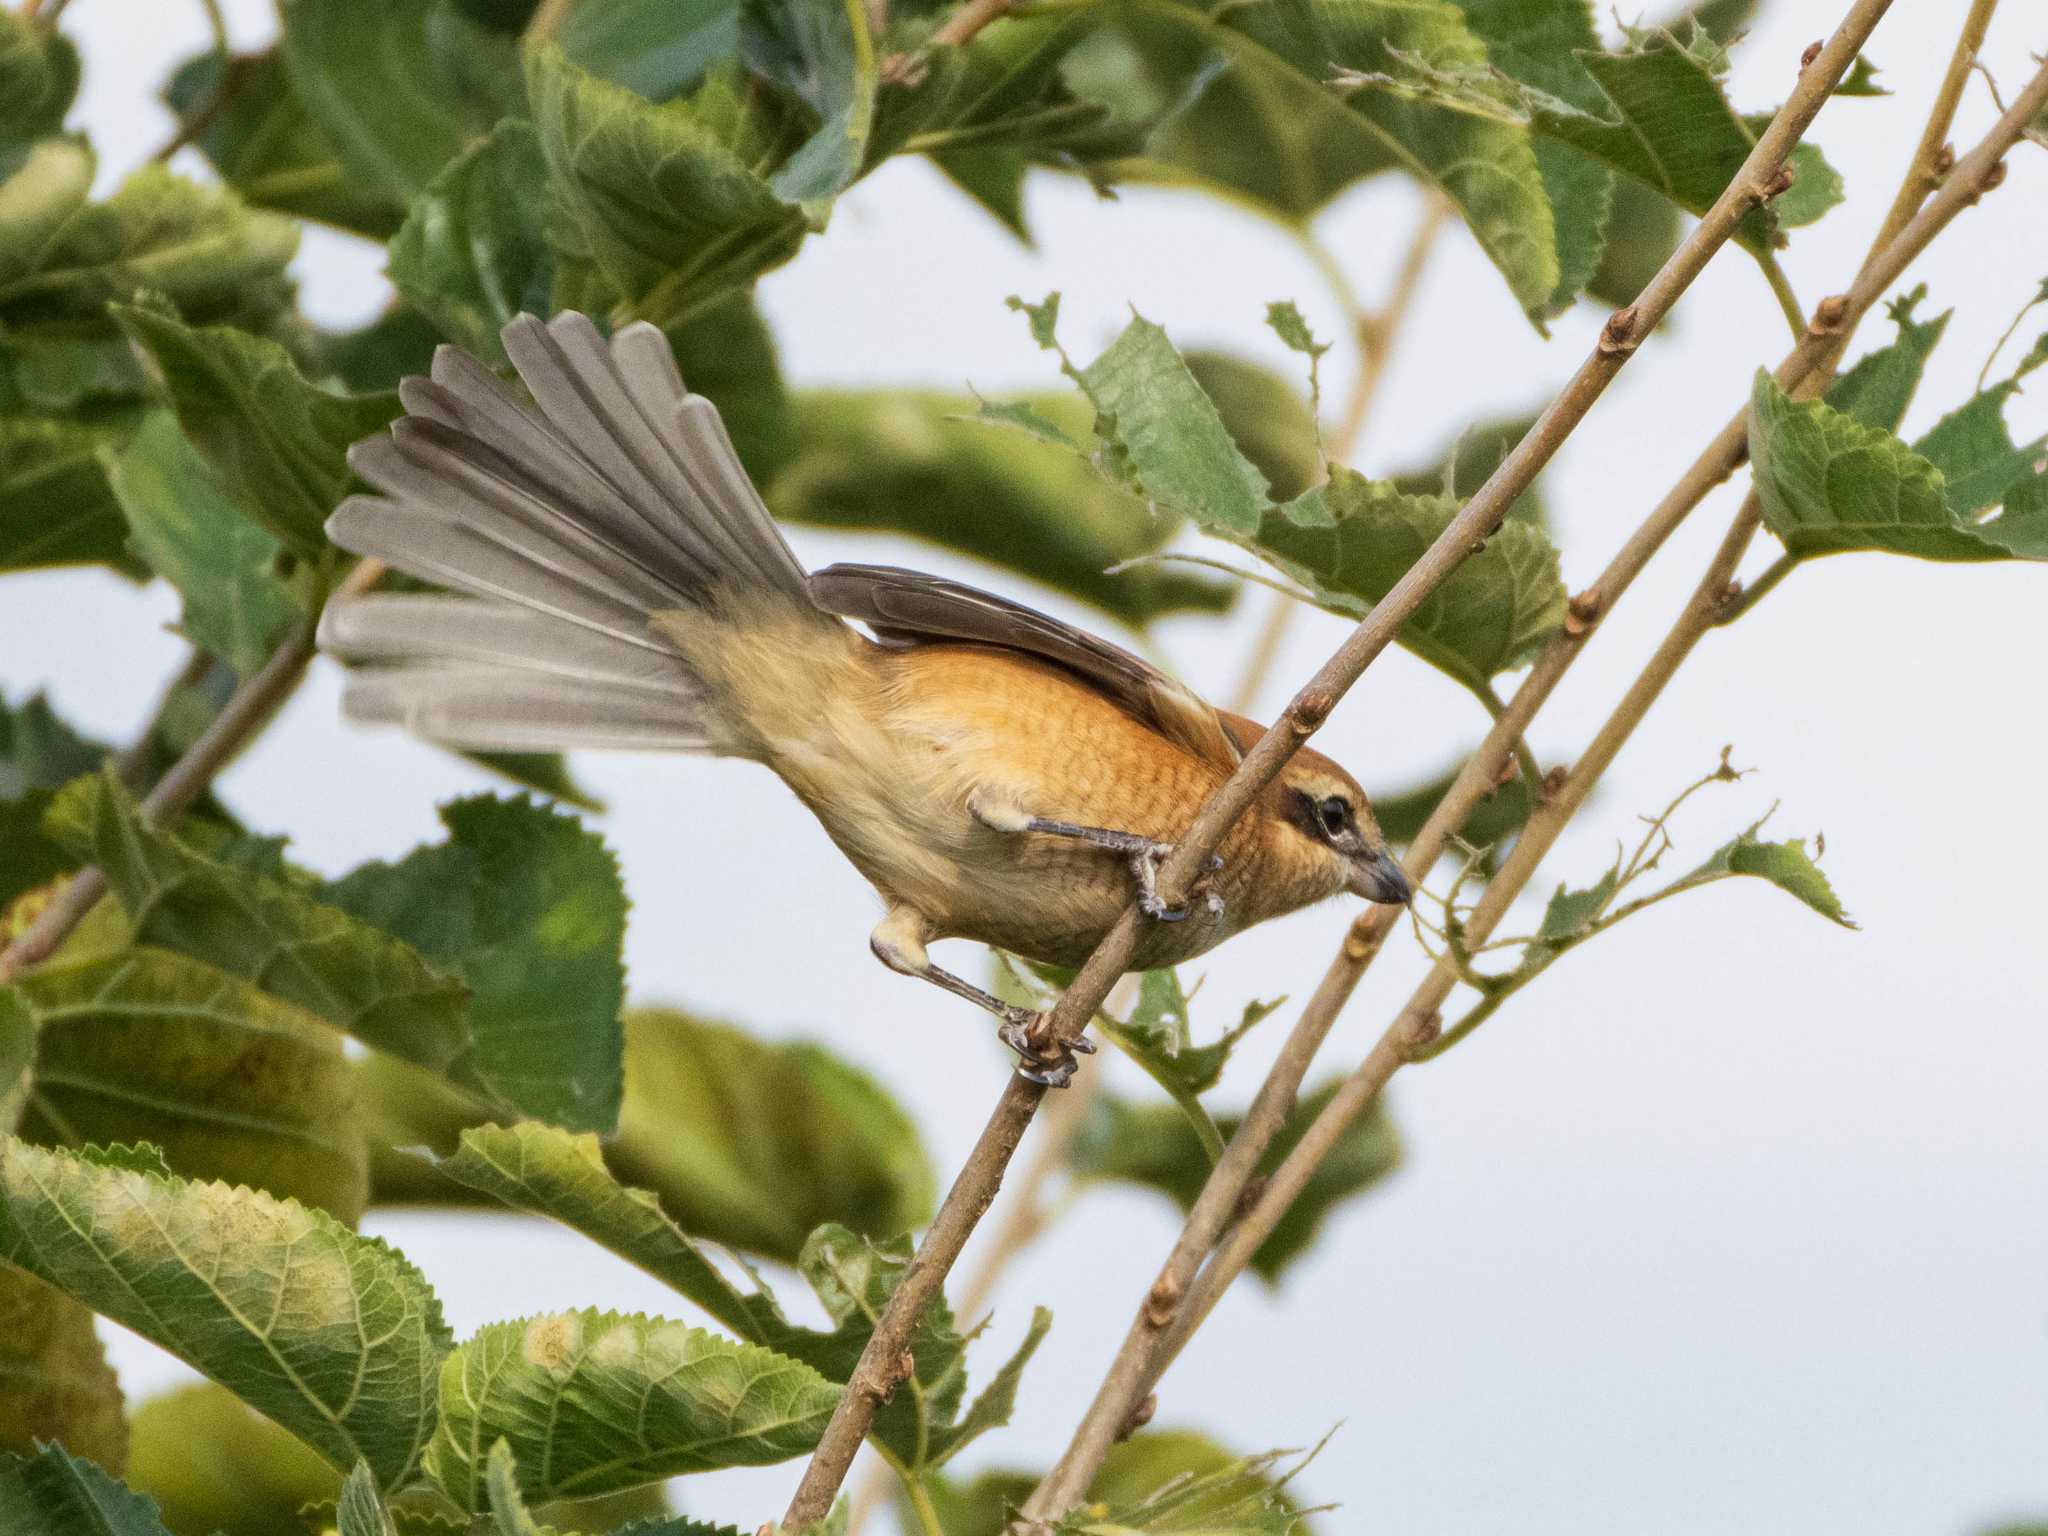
1598,306,1641,355
1968,158,2008,203
856,1348,916,1405
1400,1009,1443,1059
1540,764,1570,803
1142,1273,1182,1329
1234,1174,1271,1221
1754,162,1797,203
1565,586,1604,636
1799,39,1823,67
1342,913,1389,963
1114,1393,1158,1443
1808,293,1850,335
1931,142,1957,179
1291,688,1337,732
1491,753,1522,792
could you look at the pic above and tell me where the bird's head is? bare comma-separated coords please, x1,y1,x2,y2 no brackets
1263,738,1413,908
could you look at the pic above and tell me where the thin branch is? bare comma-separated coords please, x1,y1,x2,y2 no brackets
1090,41,2048,1453
1025,9,2032,1515
0,558,385,985
817,7,1891,1528
1869,0,2001,258
1757,251,1809,342
1712,552,1798,626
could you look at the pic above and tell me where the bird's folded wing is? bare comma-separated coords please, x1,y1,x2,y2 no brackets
809,562,1243,773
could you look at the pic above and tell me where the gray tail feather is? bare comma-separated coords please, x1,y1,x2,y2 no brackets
320,310,811,754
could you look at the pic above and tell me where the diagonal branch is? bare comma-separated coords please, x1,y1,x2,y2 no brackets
1053,30,2048,1490
0,559,386,984
780,2,1895,1525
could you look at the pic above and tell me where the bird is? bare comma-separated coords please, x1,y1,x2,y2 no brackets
317,311,1412,1085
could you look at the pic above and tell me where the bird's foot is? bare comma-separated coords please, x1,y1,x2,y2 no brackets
1130,843,1227,923
998,1016,1096,1088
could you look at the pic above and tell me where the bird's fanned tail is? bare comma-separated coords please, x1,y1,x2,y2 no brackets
319,310,815,754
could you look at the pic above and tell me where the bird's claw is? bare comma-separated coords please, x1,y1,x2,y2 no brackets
999,1016,1095,1088
1130,843,1226,923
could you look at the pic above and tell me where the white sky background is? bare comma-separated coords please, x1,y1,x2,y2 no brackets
6,3,2047,1532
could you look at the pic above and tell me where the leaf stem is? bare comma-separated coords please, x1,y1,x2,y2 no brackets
0,558,385,985
1758,251,1809,341
1474,681,1541,792
901,1473,947,1536
1712,552,1799,626
1067,39,2048,1472
1024,8,2037,1516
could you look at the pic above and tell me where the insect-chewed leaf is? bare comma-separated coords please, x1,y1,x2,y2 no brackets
526,45,809,329
1249,469,1567,691
0,1267,127,1471
321,795,626,1133
422,1309,840,1508
45,769,472,1075
102,414,298,678
603,1009,933,1265
1053,1435,1327,1534
280,0,521,209
1673,834,1855,928
0,1442,175,1536
1182,352,1320,504
773,387,1231,626
0,143,298,338
1748,372,2048,563
390,122,553,365
435,1122,785,1344
161,48,404,239
114,306,400,555
0,1137,451,1488
7,945,368,1222
1078,316,1273,536
0,419,131,575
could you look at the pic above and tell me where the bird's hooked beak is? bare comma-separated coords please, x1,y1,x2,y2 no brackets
1346,847,1413,906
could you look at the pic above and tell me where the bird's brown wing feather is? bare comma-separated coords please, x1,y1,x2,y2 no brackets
809,562,1243,773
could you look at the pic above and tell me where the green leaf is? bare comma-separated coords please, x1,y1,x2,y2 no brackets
45,769,473,1075
557,0,743,103
163,48,404,238
114,306,401,555
460,749,603,811
321,795,626,1133
390,121,553,364
1182,352,1319,504
1911,341,2048,518
338,1462,400,1536
1247,468,1567,691
603,1009,933,1265
1824,286,1948,432
313,304,447,394
126,1382,340,1536
0,144,298,336
526,44,808,328
0,1268,127,1471
743,0,880,206
422,1308,839,1507
1099,968,1280,1103
1669,833,1856,928
0,695,106,914
1749,371,2048,563
1584,174,1681,306
923,1305,1051,1468
0,419,129,574
281,0,523,209
102,414,298,677
9,945,369,1222
1078,315,1271,536
1387,412,1551,530
435,1122,784,1344
0,1443,175,1536
0,1137,451,1488
1072,1079,1400,1282
772,388,1232,625
0,13,78,163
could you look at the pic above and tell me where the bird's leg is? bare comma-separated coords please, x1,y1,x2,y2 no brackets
967,790,1225,923
868,905,1095,1087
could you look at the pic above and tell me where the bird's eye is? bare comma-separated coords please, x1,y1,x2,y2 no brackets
1318,796,1351,837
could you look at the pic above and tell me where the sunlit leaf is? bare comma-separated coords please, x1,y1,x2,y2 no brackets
0,1138,451,1488
9,945,368,1220
46,769,473,1075
422,1309,838,1507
